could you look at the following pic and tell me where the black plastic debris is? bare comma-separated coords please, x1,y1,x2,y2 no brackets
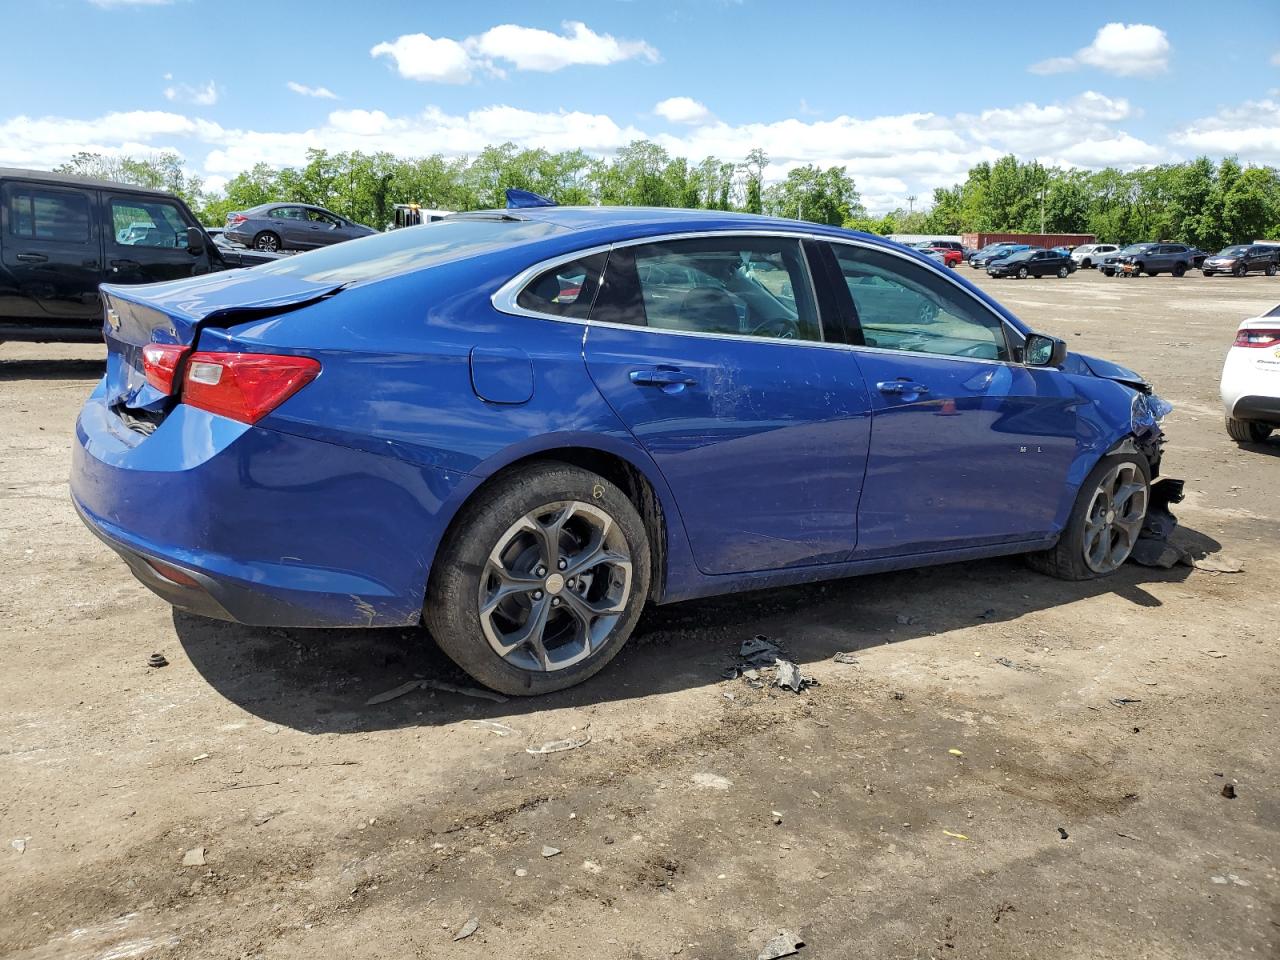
1131,478,1190,568
148,653,168,668
741,634,783,667
976,608,997,620
1109,697,1142,707
1221,783,1237,799
1057,827,1069,840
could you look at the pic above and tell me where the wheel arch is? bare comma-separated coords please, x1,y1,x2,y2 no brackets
429,435,694,607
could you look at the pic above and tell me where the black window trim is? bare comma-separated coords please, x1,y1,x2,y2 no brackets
3,181,94,245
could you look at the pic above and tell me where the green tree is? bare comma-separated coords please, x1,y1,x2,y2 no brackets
765,165,864,225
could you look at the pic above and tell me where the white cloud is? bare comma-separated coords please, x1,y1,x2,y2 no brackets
654,97,712,125
1172,99,1280,164
286,81,338,100
0,92,1194,214
163,79,218,106
470,21,658,72
1030,23,1170,77
371,20,657,83
371,34,475,84
1271,50,1280,67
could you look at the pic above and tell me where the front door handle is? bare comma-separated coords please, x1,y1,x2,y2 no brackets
16,252,47,263
110,259,140,272
630,367,697,390
877,380,930,395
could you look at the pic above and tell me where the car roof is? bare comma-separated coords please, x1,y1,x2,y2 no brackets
0,165,176,198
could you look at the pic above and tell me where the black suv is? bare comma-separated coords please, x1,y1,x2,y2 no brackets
0,167,272,343
1201,244,1279,277
1099,242,1206,277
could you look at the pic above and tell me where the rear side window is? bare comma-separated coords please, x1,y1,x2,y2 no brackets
627,236,822,342
516,252,606,320
5,186,90,243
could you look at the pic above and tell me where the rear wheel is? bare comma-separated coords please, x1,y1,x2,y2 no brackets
1057,266,1069,278
253,231,281,252
1225,417,1273,443
1267,263,1277,277
425,462,650,696
1026,453,1150,580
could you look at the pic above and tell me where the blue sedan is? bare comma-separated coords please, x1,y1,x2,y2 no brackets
72,202,1171,695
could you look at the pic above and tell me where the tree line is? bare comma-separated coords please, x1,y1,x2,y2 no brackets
54,144,1280,248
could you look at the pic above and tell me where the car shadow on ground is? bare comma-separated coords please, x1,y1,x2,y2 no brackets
0,357,104,380
172,523,1221,735
1235,436,1280,458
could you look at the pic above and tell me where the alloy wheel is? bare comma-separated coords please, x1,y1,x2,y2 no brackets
478,501,632,672
1081,462,1148,573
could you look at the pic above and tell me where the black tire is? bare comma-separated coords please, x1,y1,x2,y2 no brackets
424,462,651,696
1026,452,1151,581
1081,258,1092,269
1017,266,1029,279
1233,263,1247,278
1225,417,1273,443
1057,266,1069,278
1267,263,1277,277
253,231,281,252
1172,263,1186,277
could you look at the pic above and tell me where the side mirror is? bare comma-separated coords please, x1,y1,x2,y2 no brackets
186,227,206,255
1024,333,1067,368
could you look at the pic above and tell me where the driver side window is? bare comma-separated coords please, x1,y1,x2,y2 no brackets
831,244,1009,361
629,236,821,342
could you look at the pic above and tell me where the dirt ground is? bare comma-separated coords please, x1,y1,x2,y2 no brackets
1,269,1277,960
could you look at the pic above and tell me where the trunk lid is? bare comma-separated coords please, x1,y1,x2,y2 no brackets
101,270,343,414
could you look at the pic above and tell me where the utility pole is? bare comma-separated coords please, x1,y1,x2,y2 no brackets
907,194,917,214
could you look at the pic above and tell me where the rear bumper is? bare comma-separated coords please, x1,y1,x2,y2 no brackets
71,381,465,627
1229,394,1280,426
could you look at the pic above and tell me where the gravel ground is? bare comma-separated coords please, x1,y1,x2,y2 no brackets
1,269,1277,960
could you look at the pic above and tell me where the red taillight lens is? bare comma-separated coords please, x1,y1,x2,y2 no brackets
182,352,321,424
1234,328,1280,348
141,343,191,394
227,213,247,225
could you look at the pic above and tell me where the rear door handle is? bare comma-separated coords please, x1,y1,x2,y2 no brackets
630,367,697,389
16,252,47,263
877,380,930,395
110,259,140,271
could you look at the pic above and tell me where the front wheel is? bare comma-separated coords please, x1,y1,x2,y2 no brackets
1081,258,1092,269
1226,417,1273,443
1017,266,1029,279
1267,263,1277,277
1234,263,1248,278
425,462,651,696
1172,263,1186,277
1026,453,1150,580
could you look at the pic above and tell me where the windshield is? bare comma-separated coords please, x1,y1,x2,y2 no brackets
1005,250,1034,262
1218,246,1250,256
1119,244,1154,254
250,217,565,285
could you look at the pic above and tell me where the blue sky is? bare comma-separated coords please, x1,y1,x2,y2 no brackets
2,0,1277,211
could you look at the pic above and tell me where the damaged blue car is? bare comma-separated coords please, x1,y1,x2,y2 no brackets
71,200,1173,695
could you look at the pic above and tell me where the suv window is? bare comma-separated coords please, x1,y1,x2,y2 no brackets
832,243,1009,361
109,197,188,248
627,236,821,341
516,252,607,320
6,186,90,243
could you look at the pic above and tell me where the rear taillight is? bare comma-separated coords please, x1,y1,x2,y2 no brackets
182,352,321,424
227,213,247,225
1234,328,1280,348
141,343,191,394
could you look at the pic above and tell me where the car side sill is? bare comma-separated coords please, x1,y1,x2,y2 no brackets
657,536,1058,605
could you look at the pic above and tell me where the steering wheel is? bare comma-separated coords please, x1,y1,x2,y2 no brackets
749,316,799,339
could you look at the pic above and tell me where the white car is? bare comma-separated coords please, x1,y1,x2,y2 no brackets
1221,302,1280,443
1070,243,1118,269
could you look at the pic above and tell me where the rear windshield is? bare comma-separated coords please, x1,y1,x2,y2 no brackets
250,217,565,285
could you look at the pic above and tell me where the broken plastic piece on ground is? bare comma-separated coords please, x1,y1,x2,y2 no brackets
526,730,591,755
832,652,859,665
453,917,479,941
1221,783,1237,799
773,659,804,693
365,679,423,705
1057,827,1069,839
466,719,519,737
942,830,970,841
1130,477,1191,568
1109,697,1141,707
541,845,561,858
182,846,205,866
757,929,804,960
741,634,783,667
1193,555,1244,574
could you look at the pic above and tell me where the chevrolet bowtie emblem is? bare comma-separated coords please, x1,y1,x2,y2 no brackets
107,308,121,332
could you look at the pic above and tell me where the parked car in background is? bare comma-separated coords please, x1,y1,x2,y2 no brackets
1108,242,1204,277
1220,301,1280,443
913,241,963,267
389,203,454,230
223,203,376,252
968,242,1015,267
1071,243,1118,269
988,248,1077,279
0,167,274,344
971,244,1031,269
1202,245,1279,277
70,204,1173,696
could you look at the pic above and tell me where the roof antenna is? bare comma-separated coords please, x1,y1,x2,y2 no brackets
505,188,557,209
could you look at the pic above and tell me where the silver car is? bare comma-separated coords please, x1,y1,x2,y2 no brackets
223,203,376,252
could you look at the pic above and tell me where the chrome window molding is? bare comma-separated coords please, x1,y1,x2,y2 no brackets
491,228,1029,360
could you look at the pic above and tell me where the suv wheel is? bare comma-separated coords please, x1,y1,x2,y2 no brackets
1056,265,1069,278
1233,262,1248,278
1267,263,1277,277
425,462,651,696
1081,258,1092,269
1225,417,1273,444
1026,453,1150,580
1172,263,1186,277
